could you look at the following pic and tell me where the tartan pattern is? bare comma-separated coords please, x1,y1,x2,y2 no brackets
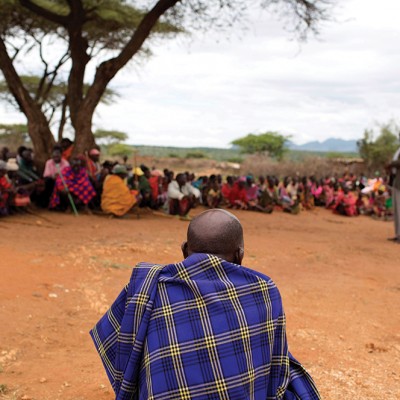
90,253,320,400
49,166,96,208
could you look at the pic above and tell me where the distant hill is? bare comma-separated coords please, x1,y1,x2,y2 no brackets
287,138,358,153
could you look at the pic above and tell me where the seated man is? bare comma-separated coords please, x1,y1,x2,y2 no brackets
49,156,96,212
91,209,320,400
101,164,138,217
17,148,46,205
167,172,199,219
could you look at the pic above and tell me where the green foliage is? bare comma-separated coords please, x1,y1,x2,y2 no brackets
357,122,399,172
231,132,290,160
107,143,134,157
326,151,350,159
94,129,128,145
0,124,30,148
94,128,132,157
0,0,181,49
185,151,207,159
226,156,244,163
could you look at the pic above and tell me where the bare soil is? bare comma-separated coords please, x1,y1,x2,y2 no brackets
0,207,399,400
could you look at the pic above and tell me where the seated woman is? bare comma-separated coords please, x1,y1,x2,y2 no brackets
228,178,248,210
42,148,70,207
49,156,96,213
333,185,357,217
0,161,12,216
101,164,138,217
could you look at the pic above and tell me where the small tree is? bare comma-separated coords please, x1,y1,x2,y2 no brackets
107,143,133,158
0,123,30,148
94,128,132,157
231,131,290,160
94,129,129,146
357,122,400,173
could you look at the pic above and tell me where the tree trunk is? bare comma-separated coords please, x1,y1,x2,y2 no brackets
28,112,55,172
0,37,54,172
73,109,96,155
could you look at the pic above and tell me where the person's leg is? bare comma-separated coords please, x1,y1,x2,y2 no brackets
178,197,191,216
169,198,179,215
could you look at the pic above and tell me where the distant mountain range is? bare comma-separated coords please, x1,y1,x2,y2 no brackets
287,138,358,153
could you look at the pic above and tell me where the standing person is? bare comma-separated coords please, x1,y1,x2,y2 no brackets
90,209,321,400
387,133,400,243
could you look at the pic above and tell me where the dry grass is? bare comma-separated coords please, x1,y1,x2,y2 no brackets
240,154,365,178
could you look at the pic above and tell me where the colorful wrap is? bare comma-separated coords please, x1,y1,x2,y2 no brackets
90,253,320,400
49,166,96,208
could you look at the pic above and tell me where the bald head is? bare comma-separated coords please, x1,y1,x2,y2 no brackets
182,209,244,264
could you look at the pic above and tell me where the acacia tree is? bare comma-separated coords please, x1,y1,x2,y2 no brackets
357,122,400,173
0,0,333,167
232,132,290,160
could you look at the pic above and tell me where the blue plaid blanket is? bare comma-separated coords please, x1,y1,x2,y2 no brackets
90,253,320,400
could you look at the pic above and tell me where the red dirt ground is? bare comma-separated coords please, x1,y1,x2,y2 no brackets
0,207,399,400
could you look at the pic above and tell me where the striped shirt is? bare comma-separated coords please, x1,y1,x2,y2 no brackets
90,253,320,400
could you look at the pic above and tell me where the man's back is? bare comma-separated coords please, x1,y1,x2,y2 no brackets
91,253,319,400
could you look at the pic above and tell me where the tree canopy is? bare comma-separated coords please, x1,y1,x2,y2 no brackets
0,0,334,167
232,131,290,160
357,122,400,173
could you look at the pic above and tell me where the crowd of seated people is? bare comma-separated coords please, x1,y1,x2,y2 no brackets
0,143,394,221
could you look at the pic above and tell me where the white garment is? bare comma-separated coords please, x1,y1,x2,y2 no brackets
167,181,200,201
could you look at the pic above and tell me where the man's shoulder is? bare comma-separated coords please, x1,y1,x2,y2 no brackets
133,256,277,288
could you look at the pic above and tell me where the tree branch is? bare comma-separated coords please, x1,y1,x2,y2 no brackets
42,51,70,102
35,36,49,102
19,0,69,26
0,36,35,116
83,0,180,114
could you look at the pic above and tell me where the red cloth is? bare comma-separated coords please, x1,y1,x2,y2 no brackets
148,176,159,201
62,145,74,161
229,183,248,205
0,176,11,208
334,192,357,216
221,183,232,199
50,166,96,208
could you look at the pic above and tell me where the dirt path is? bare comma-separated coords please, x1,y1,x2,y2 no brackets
0,208,399,399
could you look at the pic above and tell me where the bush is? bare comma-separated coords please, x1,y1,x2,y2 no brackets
226,156,244,163
185,151,207,159
240,154,364,178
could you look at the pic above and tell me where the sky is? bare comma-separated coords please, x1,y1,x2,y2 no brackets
2,0,400,148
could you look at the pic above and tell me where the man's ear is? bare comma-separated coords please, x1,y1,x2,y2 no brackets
235,247,244,265
181,241,188,259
